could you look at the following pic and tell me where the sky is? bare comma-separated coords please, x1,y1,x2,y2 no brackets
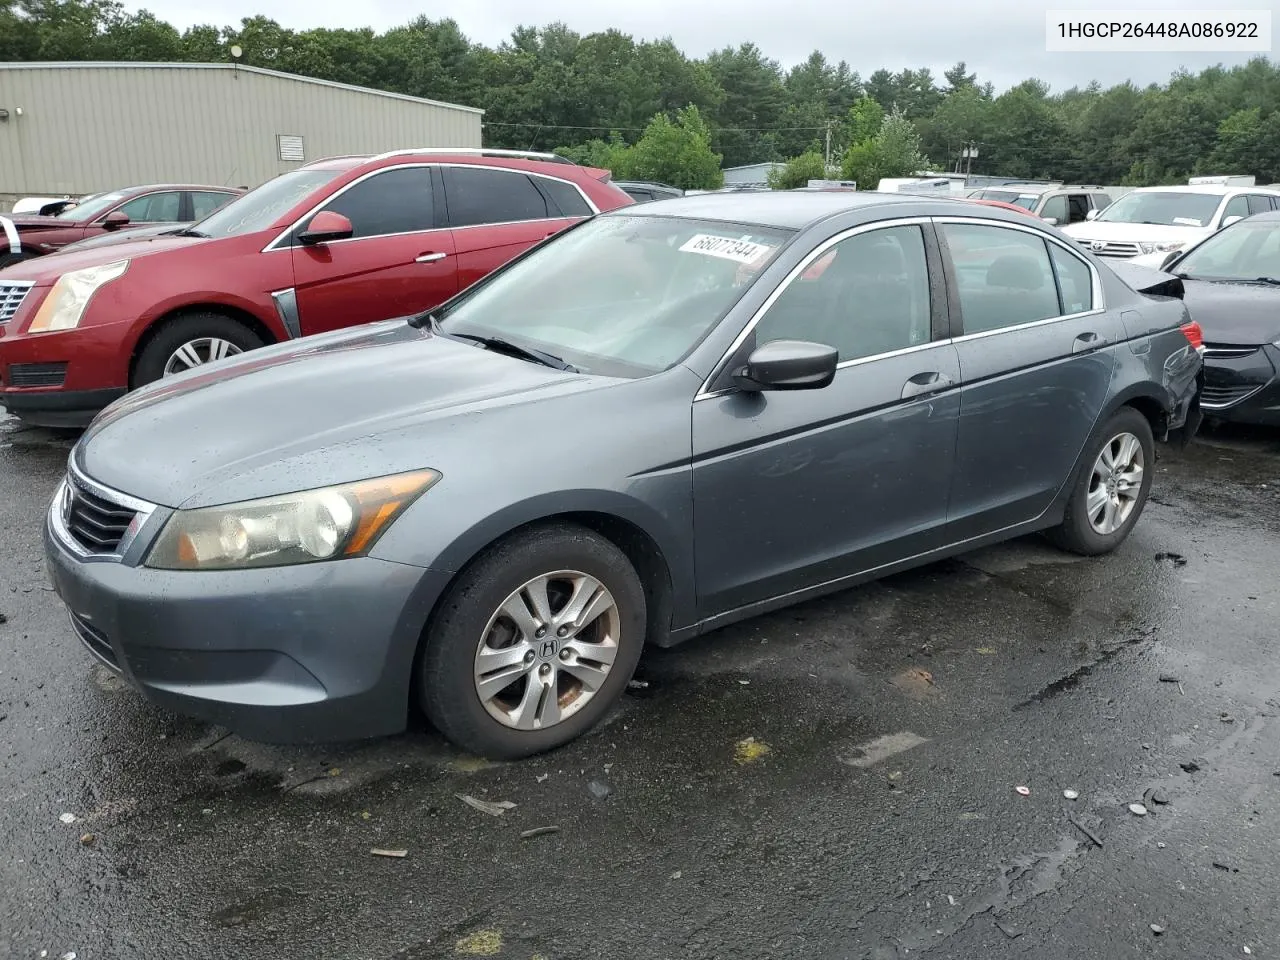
133,0,1268,93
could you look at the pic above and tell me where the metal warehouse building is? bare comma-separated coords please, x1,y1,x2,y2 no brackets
0,62,484,208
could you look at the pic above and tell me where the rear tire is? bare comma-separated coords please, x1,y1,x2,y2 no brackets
1048,406,1155,556
133,312,264,388
419,523,647,760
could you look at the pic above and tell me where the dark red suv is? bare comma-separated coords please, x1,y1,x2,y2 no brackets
0,150,632,427
0,184,244,267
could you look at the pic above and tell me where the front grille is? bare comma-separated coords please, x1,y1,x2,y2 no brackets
69,612,119,670
1077,240,1142,258
9,362,67,387
64,478,139,554
1203,344,1261,361
1201,383,1263,407
0,281,34,324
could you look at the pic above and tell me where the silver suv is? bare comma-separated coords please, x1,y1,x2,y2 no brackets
967,185,1113,226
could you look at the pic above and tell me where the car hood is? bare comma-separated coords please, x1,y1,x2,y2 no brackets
1180,279,1280,346
57,224,189,253
1061,221,1211,244
0,234,205,281
0,213,84,232
76,321,624,508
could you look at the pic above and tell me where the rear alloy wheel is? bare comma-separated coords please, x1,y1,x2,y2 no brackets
133,312,264,388
420,524,646,759
1048,407,1155,556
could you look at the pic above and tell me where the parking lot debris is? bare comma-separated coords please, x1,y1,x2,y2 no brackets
58,813,76,824
1128,803,1149,816
670,870,682,880
60,953,76,960
535,773,549,783
587,779,613,800
457,794,516,817
370,848,407,858
519,826,560,840
1144,788,1170,806
78,833,94,846
0,611,7,624
1154,552,1188,567
1063,789,1079,800
1150,924,1166,935
734,737,772,764
1220,713,1236,723
455,930,503,956
1159,674,1181,683
1180,761,1201,773
1067,815,1103,848
1244,947,1252,955
1158,842,1167,849
995,920,1022,939
1015,785,1031,796
627,679,649,691
976,647,997,655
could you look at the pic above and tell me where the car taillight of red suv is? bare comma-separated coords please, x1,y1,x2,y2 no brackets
0,149,634,428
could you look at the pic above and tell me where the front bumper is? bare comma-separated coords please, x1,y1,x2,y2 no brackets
0,315,135,426
44,504,451,743
1202,343,1280,427
1,387,125,428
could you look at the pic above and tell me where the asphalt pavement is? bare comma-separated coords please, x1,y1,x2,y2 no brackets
2,410,1279,960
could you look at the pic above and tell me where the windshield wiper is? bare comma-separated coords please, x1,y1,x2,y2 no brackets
1251,276,1280,286
173,228,208,238
449,332,578,372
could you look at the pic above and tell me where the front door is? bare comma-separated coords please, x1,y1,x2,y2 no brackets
692,221,961,617
936,218,1122,540
291,165,458,336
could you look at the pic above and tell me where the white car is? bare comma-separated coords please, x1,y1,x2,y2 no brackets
1061,185,1280,260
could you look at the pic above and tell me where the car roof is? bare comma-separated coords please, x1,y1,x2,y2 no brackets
1234,210,1280,222
1128,184,1280,195
111,183,245,193
610,190,943,230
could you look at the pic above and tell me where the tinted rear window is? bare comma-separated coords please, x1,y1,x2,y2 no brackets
443,168,550,227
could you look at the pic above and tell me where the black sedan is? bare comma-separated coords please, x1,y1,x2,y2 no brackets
1158,211,1280,425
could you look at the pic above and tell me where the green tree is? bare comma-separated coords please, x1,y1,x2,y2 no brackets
841,108,929,187
612,105,723,190
704,42,787,166
1207,108,1280,181
767,150,829,189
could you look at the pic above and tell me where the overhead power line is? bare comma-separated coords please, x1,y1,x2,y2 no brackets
481,120,833,133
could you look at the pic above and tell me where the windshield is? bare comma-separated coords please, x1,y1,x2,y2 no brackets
434,215,793,378
1096,191,1221,227
191,168,346,239
56,191,125,220
1174,220,1280,281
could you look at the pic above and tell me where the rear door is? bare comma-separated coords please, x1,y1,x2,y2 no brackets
439,166,589,291
290,165,458,336
937,217,1122,540
692,220,961,615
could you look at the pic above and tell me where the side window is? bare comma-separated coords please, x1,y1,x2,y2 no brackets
1246,194,1273,216
314,167,434,239
534,177,593,218
941,223,1062,334
1092,193,1113,211
115,191,182,223
753,225,933,362
191,191,235,220
1066,194,1091,223
1222,195,1250,222
1040,194,1068,223
443,167,549,227
1048,243,1094,315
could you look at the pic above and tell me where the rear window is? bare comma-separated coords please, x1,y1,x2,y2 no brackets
535,177,593,218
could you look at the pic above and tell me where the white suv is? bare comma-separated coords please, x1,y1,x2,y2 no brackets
1061,185,1280,259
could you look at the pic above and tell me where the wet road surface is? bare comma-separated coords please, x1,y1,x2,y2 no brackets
2,412,1279,960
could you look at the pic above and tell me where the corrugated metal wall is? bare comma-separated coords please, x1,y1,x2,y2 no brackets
0,63,483,199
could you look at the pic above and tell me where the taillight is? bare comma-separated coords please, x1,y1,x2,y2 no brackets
1181,321,1205,352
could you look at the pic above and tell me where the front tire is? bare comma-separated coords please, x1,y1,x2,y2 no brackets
419,524,647,759
133,312,264,388
1048,407,1155,556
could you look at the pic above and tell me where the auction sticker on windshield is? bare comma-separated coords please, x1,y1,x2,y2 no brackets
680,234,773,263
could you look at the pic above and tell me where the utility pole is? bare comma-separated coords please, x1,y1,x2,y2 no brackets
824,120,832,170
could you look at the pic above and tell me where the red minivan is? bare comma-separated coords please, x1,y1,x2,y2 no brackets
0,150,633,427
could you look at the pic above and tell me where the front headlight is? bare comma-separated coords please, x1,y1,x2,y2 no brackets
144,470,440,570
27,260,130,333
1139,241,1185,255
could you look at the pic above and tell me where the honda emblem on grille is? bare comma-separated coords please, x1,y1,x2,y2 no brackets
1090,240,1106,252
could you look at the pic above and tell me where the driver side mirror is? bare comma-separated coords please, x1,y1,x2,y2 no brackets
732,340,838,392
1160,250,1182,271
1085,208,1100,221
299,210,354,245
1042,216,1059,226
1220,215,1243,229
101,210,130,231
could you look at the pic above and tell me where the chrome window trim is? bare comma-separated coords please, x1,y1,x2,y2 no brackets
261,162,598,253
694,214,1110,402
50,460,158,562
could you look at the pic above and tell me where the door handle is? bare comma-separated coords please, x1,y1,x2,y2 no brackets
900,371,955,400
416,251,448,263
1072,331,1106,353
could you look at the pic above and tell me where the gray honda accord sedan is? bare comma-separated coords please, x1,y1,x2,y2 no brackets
44,192,1203,759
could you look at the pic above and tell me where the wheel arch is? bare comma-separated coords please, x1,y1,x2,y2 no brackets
127,303,280,388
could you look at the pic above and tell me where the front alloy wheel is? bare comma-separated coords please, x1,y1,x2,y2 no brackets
420,524,647,759
163,337,243,376
475,571,621,730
